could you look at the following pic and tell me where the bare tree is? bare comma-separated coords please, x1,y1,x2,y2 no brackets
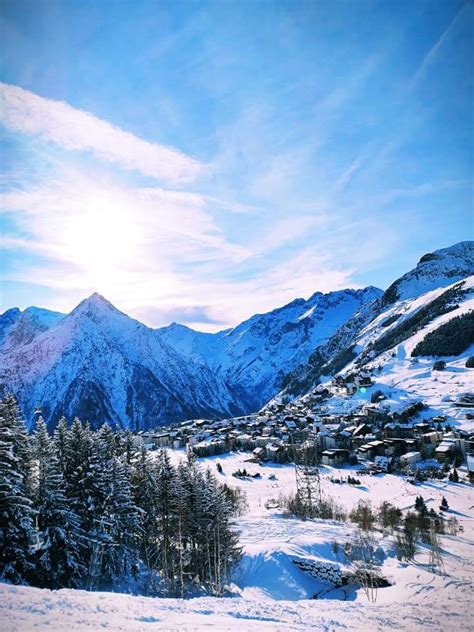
346,531,381,603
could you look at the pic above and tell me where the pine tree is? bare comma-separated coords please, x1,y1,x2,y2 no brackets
87,425,140,588
61,418,100,579
132,447,158,589
415,495,427,514
2,394,34,498
53,417,69,477
0,398,35,584
154,449,176,591
32,418,84,588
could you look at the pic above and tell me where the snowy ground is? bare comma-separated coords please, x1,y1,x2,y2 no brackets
2,450,474,631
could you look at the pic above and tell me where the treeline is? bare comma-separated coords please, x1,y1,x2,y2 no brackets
357,282,466,366
411,311,474,357
0,395,242,596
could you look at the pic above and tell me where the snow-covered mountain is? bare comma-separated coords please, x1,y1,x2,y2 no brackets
1,241,472,430
0,288,380,430
279,242,474,399
0,306,64,350
381,241,474,305
157,287,382,411
0,293,246,430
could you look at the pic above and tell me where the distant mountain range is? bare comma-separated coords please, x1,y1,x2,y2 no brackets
1,241,473,430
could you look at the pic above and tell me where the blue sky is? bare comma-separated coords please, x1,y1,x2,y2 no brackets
1,0,473,331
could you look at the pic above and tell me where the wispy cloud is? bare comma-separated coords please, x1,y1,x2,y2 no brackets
409,4,471,91
0,83,202,184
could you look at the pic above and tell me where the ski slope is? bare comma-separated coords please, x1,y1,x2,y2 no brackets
3,451,473,631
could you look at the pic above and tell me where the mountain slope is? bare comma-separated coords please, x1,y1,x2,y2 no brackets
0,293,244,430
157,287,382,411
381,241,474,306
1,241,472,430
0,306,64,350
280,242,474,398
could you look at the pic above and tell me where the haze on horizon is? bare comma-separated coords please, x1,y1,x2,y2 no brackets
1,0,472,332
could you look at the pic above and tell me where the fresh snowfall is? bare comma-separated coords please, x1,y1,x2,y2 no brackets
1,241,474,631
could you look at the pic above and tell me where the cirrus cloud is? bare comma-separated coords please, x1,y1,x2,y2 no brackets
0,82,202,184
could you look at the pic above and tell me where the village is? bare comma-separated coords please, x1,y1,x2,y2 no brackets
132,371,474,483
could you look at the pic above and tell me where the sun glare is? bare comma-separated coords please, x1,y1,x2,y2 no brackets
62,194,139,290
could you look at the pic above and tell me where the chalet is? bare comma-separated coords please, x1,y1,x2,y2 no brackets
153,432,171,447
321,449,350,467
192,438,227,458
374,456,392,472
435,443,453,463
399,451,421,467
253,435,270,448
357,440,385,460
383,423,415,439
235,433,253,450
252,447,265,461
319,434,337,450
414,423,433,435
352,423,372,438
358,374,373,387
420,431,443,446
265,443,286,463
391,401,424,422
140,431,171,449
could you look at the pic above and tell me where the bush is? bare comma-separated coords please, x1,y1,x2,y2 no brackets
432,360,446,371
232,468,250,478
395,512,418,561
448,468,459,483
283,493,347,522
350,500,376,531
466,355,474,368
378,501,402,532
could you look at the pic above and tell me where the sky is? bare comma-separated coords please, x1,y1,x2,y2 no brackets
0,0,473,332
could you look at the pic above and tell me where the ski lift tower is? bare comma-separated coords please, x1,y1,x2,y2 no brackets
292,429,322,520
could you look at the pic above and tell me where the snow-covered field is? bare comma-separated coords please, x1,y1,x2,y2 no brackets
2,450,474,631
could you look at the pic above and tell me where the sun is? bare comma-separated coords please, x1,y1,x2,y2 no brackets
62,192,139,290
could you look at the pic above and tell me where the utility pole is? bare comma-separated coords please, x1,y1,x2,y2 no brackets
292,430,322,519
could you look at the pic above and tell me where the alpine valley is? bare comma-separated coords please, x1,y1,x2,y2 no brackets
1,241,473,432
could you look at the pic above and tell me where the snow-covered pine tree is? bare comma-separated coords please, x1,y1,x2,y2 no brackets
132,447,159,582
0,397,35,584
116,429,135,464
62,418,99,578
2,394,34,498
200,469,241,595
32,417,85,588
154,449,177,591
52,417,69,477
171,462,193,597
88,424,140,588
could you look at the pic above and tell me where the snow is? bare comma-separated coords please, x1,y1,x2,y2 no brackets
317,276,474,432
2,449,474,630
383,241,474,303
156,287,382,410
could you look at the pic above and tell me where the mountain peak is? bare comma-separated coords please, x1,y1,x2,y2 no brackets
88,291,111,304
382,240,474,306
70,292,121,319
